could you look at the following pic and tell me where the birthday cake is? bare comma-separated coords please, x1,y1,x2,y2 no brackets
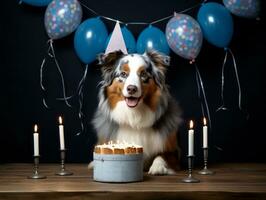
93,142,143,183
94,143,143,154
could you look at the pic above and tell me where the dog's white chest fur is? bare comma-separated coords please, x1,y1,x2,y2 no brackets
110,101,165,158
110,101,156,129
115,126,165,158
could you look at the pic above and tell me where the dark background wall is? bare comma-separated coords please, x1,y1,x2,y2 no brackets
0,0,265,166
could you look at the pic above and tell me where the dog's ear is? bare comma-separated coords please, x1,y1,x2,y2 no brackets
97,50,124,84
143,50,170,75
98,50,124,71
143,50,170,88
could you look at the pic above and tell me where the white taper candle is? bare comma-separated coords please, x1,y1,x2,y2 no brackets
33,125,39,156
203,117,208,148
188,120,194,156
59,116,65,150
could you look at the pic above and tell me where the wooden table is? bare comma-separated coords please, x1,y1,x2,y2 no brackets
0,163,266,200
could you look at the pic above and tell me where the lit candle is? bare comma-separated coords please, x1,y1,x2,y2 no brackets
58,116,65,150
203,117,208,148
188,120,194,156
33,124,39,156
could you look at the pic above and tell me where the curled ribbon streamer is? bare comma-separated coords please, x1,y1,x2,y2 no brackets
194,63,212,130
40,39,72,108
196,65,224,151
216,48,242,112
76,64,88,136
40,57,49,109
228,48,242,110
195,72,206,118
40,58,47,92
56,64,89,135
195,63,224,151
40,41,52,108
42,98,49,109
48,39,72,107
216,50,229,112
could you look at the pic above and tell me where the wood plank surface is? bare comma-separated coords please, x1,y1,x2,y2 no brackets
0,163,266,200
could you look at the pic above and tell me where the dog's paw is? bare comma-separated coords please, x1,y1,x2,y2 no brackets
88,161,94,170
148,156,176,175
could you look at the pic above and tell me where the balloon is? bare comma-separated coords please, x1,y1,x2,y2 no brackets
223,0,260,18
22,0,52,6
136,25,170,55
197,2,234,48
44,0,82,40
106,26,136,54
74,18,108,64
166,14,203,60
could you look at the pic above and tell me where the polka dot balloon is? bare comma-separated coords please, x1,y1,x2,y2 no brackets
44,0,82,40
166,13,203,60
223,0,260,18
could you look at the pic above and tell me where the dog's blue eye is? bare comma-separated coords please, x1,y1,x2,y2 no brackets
140,71,149,82
120,72,128,79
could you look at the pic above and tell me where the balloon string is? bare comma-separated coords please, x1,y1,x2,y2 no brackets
150,14,174,25
40,41,53,109
76,64,88,136
56,64,88,101
228,48,242,110
195,63,224,151
47,39,72,108
40,57,50,109
195,63,212,130
40,40,89,135
40,58,46,92
216,48,243,111
56,64,89,135
179,1,207,14
216,50,229,112
79,0,205,25
40,44,52,90
195,68,206,117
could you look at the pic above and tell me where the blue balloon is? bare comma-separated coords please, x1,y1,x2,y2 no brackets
136,25,170,55
223,0,260,18
44,0,82,40
74,18,108,64
106,26,136,54
197,2,234,48
22,0,52,6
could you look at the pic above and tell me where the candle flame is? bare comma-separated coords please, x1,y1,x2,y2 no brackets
59,116,63,125
203,117,207,126
189,120,194,129
34,124,38,133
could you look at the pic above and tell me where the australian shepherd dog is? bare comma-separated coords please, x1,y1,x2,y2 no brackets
91,50,182,175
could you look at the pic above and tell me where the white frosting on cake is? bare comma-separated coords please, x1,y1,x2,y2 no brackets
95,141,143,154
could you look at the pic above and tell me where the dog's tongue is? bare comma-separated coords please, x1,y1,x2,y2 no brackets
125,97,139,108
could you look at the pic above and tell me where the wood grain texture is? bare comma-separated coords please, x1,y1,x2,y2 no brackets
0,163,266,200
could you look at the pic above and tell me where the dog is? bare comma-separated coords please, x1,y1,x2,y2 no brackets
91,50,182,175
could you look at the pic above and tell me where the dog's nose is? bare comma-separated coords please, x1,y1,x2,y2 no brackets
127,85,138,95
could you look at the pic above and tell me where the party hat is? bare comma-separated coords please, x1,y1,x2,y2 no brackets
105,21,128,54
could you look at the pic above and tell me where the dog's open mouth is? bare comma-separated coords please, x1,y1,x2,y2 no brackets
125,97,140,108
